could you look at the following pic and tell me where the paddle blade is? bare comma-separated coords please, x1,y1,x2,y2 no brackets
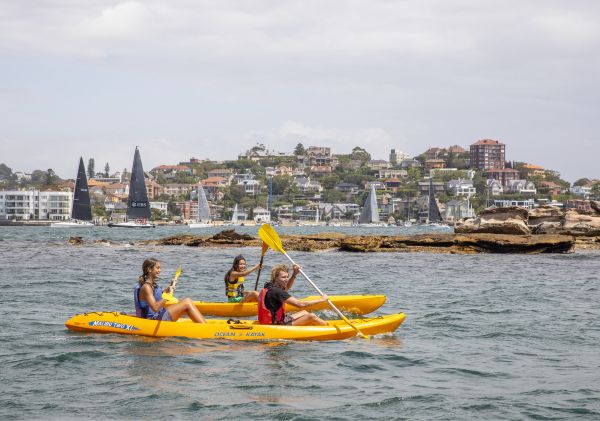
261,241,269,255
174,265,182,280
258,224,284,254
162,291,179,305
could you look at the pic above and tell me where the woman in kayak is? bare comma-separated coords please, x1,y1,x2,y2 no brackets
258,264,328,326
135,258,206,323
223,255,262,303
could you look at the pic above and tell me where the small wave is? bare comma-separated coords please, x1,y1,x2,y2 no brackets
339,350,374,358
336,362,385,372
12,349,108,368
437,367,511,379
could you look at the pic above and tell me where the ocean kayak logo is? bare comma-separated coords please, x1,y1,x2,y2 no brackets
89,321,140,331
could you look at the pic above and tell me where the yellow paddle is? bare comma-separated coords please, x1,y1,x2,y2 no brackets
257,223,369,339
162,265,182,305
254,242,269,291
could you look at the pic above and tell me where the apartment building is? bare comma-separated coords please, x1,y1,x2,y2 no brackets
470,139,506,170
0,190,72,220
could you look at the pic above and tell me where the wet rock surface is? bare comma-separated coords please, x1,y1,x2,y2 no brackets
456,204,600,237
145,230,579,254
455,206,531,235
68,236,84,245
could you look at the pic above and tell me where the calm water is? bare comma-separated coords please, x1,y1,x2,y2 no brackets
1,226,599,420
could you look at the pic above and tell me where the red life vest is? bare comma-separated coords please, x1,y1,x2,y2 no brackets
258,287,286,325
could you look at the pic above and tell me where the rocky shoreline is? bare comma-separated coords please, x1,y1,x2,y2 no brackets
65,203,600,254
65,229,600,254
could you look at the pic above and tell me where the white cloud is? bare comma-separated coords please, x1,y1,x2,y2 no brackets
77,1,151,40
2,1,600,181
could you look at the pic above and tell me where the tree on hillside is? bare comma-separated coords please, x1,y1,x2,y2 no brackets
591,182,600,199
44,168,60,186
350,146,371,163
0,163,12,180
573,178,591,186
30,170,46,184
271,175,295,195
294,143,306,156
88,158,95,179
104,163,110,177
222,184,246,205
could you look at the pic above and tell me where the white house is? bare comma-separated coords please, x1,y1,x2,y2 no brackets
447,179,476,197
486,179,504,196
150,201,168,213
377,169,408,179
239,179,261,195
294,177,323,193
570,185,592,198
507,180,537,195
445,199,475,221
253,207,271,223
0,189,72,220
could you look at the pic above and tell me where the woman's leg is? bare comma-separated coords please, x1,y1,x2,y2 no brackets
166,298,206,323
240,290,259,303
291,311,327,326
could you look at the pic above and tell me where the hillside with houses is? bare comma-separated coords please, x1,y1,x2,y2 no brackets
1,140,599,224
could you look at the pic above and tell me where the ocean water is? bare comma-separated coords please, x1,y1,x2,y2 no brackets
1,226,599,420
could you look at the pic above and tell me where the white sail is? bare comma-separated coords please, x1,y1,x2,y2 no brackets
189,184,212,228
197,185,211,222
231,204,239,224
358,185,380,224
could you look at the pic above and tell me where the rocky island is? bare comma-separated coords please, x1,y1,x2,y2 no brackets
67,204,600,254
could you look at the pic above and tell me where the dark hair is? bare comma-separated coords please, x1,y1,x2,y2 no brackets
139,258,160,285
224,255,246,284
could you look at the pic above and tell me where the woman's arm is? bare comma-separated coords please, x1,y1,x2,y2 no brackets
285,265,301,291
141,284,164,312
284,294,328,308
230,263,262,279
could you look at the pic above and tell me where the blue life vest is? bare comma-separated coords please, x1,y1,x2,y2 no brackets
134,281,166,319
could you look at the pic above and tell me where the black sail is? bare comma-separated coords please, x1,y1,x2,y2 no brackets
127,147,151,220
428,177,443,223
71,157,92,221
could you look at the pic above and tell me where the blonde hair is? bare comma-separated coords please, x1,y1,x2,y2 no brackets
270,264,289,287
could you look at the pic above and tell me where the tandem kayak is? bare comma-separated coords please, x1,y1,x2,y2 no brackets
65,312,406,341
174,294,387,317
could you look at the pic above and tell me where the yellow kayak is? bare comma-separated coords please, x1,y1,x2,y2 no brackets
174,294,387,317
65,311,405,341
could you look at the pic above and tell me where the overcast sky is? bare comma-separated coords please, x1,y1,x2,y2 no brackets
1,0,598,182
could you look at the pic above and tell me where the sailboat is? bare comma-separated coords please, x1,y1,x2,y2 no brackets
107,147,154,228
230,204,242,225
51,157,94,227
189,184,212,228
425,177,449,228
357,185,386,226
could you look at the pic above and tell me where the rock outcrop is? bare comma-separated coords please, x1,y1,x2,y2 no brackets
454,206,530,235
457,203,600,237
68,236,84,245
145,230,576,254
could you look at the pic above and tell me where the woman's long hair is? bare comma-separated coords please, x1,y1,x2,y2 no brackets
224,255,245,285
139,258,160,285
